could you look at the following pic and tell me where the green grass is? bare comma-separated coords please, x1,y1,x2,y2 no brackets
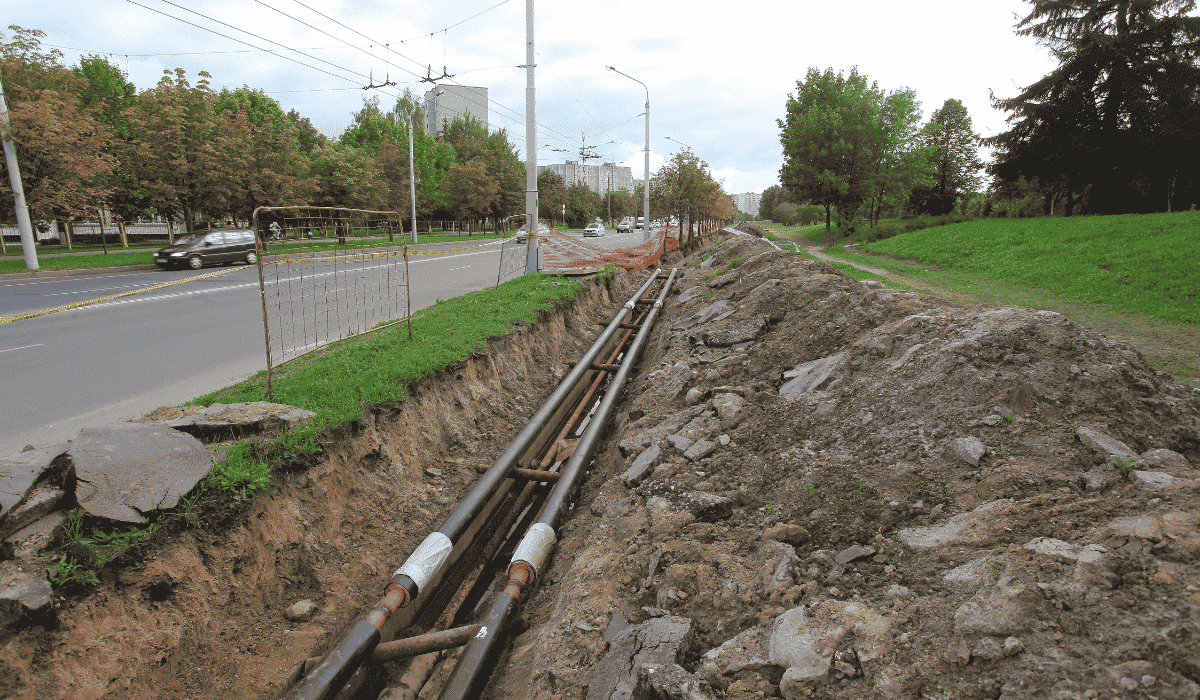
859,212,1200,325
0,251,155,273
192,273,585,455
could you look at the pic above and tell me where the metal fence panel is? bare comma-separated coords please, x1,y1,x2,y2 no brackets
251,206,410,398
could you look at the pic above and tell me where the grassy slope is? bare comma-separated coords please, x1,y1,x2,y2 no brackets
859,212,1200,325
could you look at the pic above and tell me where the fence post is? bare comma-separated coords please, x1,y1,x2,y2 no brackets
64,221,73,250
118,221,128,248
167,220,175,244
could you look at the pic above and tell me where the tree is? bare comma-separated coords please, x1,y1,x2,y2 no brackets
870,88,931,223
916,98,982,214
989,0,1200,213
216,85,313,220
71,54,147,221
778,67,887,230
0,27,116,223
759,185,789,222
446,159,499,233
538,169,567,224
308,142,387,211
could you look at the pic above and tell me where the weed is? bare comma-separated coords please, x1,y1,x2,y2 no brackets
1109,455,1140,476
802,484,817,498
212,442,271,500
726,256,744,270
1004,412,1014,422
703,289,715,297
52,553,99,588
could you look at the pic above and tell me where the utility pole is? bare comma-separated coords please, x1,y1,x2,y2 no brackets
408,111,419,244
522,0,538,274
0,74,38,271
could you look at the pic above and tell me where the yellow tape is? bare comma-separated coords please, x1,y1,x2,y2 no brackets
0,266,243,327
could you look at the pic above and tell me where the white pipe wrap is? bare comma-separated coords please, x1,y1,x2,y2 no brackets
393,532,453,593
510,522,557,575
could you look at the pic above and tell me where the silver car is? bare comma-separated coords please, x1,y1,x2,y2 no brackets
583,222,604,237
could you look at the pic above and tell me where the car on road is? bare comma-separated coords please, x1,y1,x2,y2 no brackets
516,221,549,243
635,217,645,231
155,229,259,270
583,222,604,237
617,218,633,233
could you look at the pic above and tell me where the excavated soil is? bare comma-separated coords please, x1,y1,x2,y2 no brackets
488,233,1200,700
2,231,1198,700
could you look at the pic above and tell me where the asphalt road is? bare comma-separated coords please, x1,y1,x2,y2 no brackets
0,240,523,458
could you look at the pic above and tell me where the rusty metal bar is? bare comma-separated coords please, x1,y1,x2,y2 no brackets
372,625,483,662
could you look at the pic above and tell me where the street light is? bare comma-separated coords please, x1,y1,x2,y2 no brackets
606,65,650,241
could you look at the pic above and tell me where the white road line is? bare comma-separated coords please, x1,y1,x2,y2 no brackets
43,283,146,296
0,343,44,354
447,265,472,271
83,282,260,309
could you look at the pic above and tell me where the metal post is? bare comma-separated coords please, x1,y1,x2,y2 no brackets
408,112,418,245
643,87,650,242
0,73,38,270
523,0,538,274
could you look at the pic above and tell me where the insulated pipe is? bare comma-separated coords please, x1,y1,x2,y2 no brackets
436,269,678,700
388,269,662,602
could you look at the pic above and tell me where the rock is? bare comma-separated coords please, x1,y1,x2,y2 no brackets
587,616,694,700
674,415,722,444
678,493,734,522
0,559,52,615
677,285,705,303
863,279,884,290
0,442,69,523
779,353,847,400
708,270,738,288
1083,466,1120,490
70,423,214,523
1131,470,1183,489
672,300,730,331
701,625,770,680
943,556,998,592
138,401,316,441
982,414,1002,426
604,610,630,644
763,523,809,546
284,599,317,622
684,440,718,462
622,445,662,487
424,467,443,477
718,434,730,446
761,540,799,590
711,393,747,424
698,256,715,270
949,437,987,466
666,434,695,452
1106,660,1200,699
684,387,705,405
953,566,1033,635
703,317,769,347
1003,636,1024,656
0,485,65,541
885,584,915,603
1023,537,1113,603
1075,427,1138,461
896,499,1016,550
1139,448,1192,473
834,544,875,566
770,601,890,693
6,513,62,560
634,663,716,700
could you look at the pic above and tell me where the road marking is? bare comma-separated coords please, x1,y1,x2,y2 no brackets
447,265,471,271
42,283,146,296
0,343,43,354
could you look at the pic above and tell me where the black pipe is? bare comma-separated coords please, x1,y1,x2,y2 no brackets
283,621,380,700
435,269,678,700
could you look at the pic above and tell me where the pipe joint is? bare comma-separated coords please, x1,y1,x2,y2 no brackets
392,532,453,599
510,522,556,577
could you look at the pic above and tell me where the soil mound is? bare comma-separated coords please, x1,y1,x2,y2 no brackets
494,230,1200,700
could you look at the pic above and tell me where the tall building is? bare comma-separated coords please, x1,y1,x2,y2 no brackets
423,85,488,138
537,161,633,196
732,192,762,216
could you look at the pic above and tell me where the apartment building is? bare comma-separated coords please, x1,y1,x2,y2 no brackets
422,85,488,138
537,161,633,196
732,191,762,217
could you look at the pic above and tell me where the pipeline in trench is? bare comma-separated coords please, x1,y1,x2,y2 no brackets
281,267,677,700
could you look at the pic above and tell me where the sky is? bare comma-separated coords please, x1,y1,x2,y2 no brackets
9,0,1059,195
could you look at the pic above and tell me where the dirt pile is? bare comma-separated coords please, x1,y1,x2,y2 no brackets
492,231,1200,700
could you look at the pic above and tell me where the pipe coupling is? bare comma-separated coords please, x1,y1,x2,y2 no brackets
392,532,453,595
510,522,556,576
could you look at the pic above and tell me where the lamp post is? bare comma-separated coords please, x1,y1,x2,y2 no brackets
664,135,692,153
605,65,650,242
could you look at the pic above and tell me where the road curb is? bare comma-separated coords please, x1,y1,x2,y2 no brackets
0,263,160,280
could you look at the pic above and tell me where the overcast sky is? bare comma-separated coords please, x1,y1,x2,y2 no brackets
10,0,1058,195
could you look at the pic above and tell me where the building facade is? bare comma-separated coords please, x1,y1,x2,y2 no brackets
422,85,489,138
537,161,633,196
732,192,762,217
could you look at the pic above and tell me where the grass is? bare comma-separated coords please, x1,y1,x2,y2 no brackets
0,251,155,273
191,272,586,456
859,212,1200,325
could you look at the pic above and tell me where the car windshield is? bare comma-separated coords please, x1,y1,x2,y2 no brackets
171,235,201,246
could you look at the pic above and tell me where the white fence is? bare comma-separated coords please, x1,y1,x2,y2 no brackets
1,222,175,244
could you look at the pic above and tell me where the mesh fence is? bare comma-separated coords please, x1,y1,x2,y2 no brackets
251,206,410,395
496,238,531,283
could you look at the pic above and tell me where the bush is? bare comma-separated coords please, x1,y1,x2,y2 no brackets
847,213,973,242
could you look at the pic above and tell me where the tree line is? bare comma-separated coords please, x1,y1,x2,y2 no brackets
0,26,526,234
774,0,1200,228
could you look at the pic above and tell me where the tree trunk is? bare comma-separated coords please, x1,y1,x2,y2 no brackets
1065,190,1076,217
824,204,831,231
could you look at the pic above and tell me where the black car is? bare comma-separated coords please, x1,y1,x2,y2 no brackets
154,229,259,270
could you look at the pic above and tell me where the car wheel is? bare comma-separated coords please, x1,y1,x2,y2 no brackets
246,250,258,265
188,255,203,270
